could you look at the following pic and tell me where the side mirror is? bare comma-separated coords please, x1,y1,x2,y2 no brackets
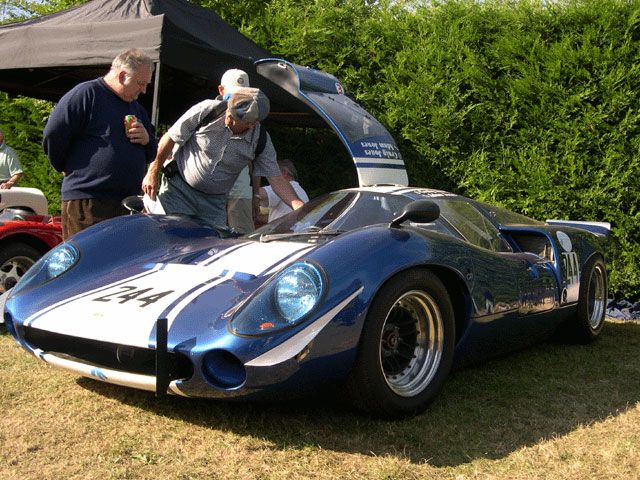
121,195,145,214
390,200,440,228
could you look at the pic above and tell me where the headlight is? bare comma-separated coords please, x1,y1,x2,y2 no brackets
230,261,326,336
275,263,324,323
46,245,78,278
12,243,79,295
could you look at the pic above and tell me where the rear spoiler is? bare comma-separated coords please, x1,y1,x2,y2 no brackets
546,219,611,238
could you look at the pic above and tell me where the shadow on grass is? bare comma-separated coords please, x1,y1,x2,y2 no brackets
76,320,640,467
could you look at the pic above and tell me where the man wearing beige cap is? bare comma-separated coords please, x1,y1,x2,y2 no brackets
142,86,303,229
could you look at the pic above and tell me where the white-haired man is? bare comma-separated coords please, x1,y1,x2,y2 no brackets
43,48,157,238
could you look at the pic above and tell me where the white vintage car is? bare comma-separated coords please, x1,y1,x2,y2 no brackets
0,187,49,215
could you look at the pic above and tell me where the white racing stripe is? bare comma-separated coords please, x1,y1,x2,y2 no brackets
26,241,314,348
246,287,364,367
353,156,406,166
263,245,315,276
25,265,164,327
198,241,252,266
198,241,314,273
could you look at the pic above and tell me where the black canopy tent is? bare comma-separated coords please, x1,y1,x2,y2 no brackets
0,0,322,127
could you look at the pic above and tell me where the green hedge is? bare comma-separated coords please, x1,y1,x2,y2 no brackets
244,0,640,297
1,0,639,297
0,93,61,210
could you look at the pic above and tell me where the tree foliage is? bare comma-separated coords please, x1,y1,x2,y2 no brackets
0,93,61,209
0,0,638,297
0,0,84,23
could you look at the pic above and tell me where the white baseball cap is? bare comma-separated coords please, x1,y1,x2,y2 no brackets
220,69,250,94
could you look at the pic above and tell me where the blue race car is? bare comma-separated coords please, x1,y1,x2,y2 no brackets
2,61,610,418
2,186,609,417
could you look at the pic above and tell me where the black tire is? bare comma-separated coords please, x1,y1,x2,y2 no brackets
346,269,455,418
0,243,42,294
565,255,608,343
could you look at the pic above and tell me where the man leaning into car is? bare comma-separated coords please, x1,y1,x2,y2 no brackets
142,87,304,229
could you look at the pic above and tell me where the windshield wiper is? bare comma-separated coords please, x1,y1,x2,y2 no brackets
258,229,345,243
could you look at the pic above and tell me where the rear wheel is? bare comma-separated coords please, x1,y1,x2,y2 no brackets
0,243,42,293
347,270,455,418
557,255,607,343
571,255,607,343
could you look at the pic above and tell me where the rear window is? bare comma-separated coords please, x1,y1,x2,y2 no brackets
477,202,543,226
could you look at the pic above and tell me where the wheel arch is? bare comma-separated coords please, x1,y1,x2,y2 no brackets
582,250,606,270
11,206,36,214
0,233,52,255
424,265,472,346
371,264,472,348
578,249,608,292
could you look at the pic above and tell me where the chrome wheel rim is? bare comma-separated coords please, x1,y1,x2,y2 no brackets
588,264,606,329
0,255,35,293
379,290,444,397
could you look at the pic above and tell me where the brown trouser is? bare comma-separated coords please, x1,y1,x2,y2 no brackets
61,198,128,239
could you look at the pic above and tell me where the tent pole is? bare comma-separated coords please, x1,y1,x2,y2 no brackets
151,61,161,127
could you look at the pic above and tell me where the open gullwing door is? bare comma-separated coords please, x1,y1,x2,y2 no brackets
256,59,408,187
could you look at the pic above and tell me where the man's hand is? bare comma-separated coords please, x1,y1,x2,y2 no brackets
142,133,176,200
142,166,160,200
0,173,21,189
127,120,150,145
267,175,303,210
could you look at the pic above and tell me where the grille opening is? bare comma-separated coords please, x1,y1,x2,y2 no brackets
24,327,193,380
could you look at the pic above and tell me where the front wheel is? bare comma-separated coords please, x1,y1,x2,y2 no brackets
346,270,455,418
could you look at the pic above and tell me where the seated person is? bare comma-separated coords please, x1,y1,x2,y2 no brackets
258,159,309,223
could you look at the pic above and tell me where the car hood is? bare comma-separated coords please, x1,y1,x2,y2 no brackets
17,234,316,349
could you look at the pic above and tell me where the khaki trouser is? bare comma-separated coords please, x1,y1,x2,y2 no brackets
226,197,255,234
61,198,127,239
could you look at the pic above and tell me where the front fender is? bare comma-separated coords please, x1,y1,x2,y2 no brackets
290,226,471,368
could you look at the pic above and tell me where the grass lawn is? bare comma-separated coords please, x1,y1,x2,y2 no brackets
1,319,639,479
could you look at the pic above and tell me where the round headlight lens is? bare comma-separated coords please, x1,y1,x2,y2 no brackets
12,242,79,295
46,245,78,279
275,263,324,323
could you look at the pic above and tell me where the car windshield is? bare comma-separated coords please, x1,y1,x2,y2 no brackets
251,191,412,240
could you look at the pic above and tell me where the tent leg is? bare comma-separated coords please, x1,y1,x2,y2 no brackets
151,61,161,127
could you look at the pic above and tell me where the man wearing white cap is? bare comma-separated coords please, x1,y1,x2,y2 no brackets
142,80,304,230
220,69,259,234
